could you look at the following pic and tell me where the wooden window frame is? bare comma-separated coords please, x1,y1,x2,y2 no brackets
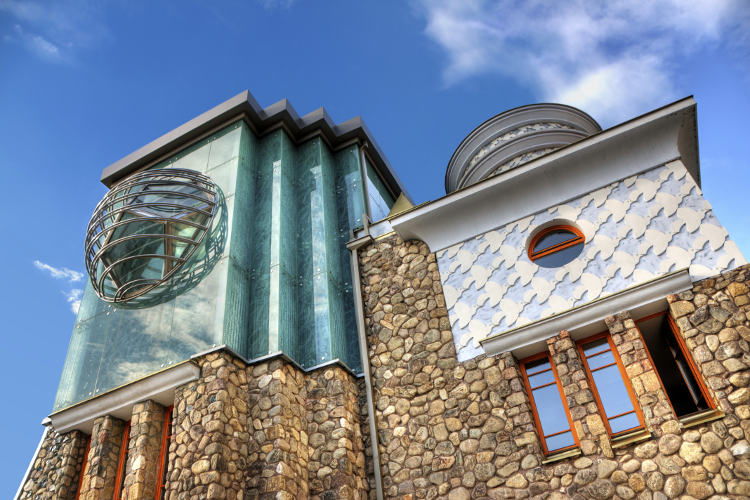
527,225,585,262
75,435,92,500
112,422,130,500
577,332,646,437
634,311,716,419
155,406,174,500
520,352,580,455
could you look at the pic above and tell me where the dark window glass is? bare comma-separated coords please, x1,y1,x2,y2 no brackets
637,314,710,418
522,356,577,453
534,230,579,252
579,336,643,435
529,226,584,268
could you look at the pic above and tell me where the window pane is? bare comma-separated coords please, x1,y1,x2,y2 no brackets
534,230,578,252
545,431,575,452
587,349,615,370
533,242,584,268
532,384,571,436
525,358,551,375
609,412,641,434
582,338,609,356
528,369,554,388
591,364,636,417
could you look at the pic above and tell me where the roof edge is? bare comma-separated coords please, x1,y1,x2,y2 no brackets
100,91,410,201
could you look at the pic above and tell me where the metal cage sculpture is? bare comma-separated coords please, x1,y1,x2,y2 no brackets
85,168,219,304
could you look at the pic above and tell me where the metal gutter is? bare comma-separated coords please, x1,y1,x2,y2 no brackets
347,224,384,500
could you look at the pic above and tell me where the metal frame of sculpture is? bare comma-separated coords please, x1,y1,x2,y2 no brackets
85,168,219,303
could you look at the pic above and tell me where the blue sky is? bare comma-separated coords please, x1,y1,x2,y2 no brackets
1,0,749,493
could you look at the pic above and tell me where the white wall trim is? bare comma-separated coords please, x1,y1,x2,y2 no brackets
48,361,200,434
480,269,693,357
390,98,697,252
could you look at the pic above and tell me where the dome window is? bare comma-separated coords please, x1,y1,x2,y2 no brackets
528,225,584,268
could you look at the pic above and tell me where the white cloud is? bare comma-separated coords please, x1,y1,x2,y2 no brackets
65,288,83,314
0,0,109,62
414,0,749,125
34,261,85,314
34,260,84,282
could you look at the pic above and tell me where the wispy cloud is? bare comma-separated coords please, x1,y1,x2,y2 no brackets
413,0,750,125
34,260,85,314
65,288,83,314
34,260,83,282
0,0,109,62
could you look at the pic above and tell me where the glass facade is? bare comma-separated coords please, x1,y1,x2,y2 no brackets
365,156,395,222
55,120,387,411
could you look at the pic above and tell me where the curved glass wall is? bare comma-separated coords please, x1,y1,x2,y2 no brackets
54,120,388,411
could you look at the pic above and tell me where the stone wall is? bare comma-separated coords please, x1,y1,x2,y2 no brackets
79,415,127,500
306,365,369,499
18,428,88,500
357,233,750,499
121,400,166,500
165,352,250,499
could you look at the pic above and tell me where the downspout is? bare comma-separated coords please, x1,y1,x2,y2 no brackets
15,420,50,500
348,222,384,500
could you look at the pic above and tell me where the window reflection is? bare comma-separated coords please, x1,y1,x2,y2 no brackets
579,334,644,436
521,354,578,454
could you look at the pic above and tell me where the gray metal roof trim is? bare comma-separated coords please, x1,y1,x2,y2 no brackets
100,90,410,200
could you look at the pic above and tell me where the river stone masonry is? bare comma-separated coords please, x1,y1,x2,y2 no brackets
357,233,750,499
18,428,88,500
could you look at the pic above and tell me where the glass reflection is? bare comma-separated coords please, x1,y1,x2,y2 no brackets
524,356,576,452
580,335,642,435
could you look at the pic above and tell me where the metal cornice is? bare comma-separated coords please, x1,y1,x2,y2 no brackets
100,90,410,201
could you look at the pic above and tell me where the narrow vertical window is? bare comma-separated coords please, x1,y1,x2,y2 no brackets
155,406,174,500
113,422,130,500
75,435,91,500
636,312,713,418
521,353,579,454
578,333,644,436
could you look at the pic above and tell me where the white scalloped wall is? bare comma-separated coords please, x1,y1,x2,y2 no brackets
436,162,746,361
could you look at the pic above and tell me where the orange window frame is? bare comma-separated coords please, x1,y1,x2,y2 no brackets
112,422,130,500
155,406,174,500
520,351,580,455
577,332,645,437
75,435,91,500
634,311,716,418
528,225,585,261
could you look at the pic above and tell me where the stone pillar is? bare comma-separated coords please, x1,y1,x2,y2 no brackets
547,330,610,457
19,428,88,499
606,312,677,435
78,415,127,500
121,400,166,500
246,358,309,500
306,365,368,499
495,351,550,498
165,352,249,499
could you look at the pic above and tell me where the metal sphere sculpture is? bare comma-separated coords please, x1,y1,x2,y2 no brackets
85,168,219,304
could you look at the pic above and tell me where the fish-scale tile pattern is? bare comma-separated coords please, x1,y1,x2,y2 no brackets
435,163,746,361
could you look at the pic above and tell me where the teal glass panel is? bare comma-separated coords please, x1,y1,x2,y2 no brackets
54,122,242,411
365,157,395,222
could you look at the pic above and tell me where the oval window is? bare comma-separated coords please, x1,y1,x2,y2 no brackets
528,226,584,268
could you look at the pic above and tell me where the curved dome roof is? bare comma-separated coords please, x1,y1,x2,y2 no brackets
445,103,601,193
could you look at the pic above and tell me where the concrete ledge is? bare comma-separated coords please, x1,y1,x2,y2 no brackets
48,361,200,434
480,269,693,358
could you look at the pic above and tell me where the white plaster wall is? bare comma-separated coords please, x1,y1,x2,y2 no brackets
436,161,746,361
